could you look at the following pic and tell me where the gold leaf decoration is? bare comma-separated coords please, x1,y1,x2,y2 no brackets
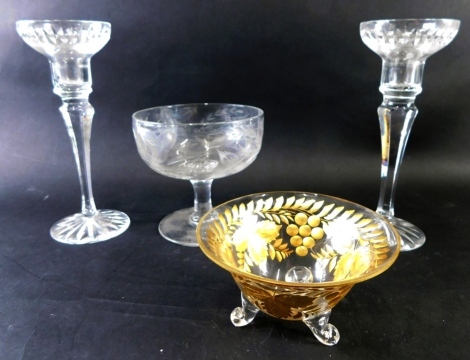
254,199,264,213
357,218,373,227
328,257,337,273
239,202,246,216
231,204,239,221
280,215,289,225
273,197,284,211
272,214,281,224
268,244,275,260
292,197,306,209
224,208,232,227
246,200,254,214
299,199,315,210
350,213,364,223
284,196,296,208
317,203,335,217
213,221,225,241
339,209,355,221
262,197,274,211
272,238,283,248
324,206,345,220
310,200,324,213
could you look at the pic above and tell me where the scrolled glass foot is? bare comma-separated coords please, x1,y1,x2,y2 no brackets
388,216,425,251
303,309,340,346
50,209,130,245
230,292,259,327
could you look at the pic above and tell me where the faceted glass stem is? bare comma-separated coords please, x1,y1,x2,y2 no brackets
376,96,425,251
59,99,97,217
376,99,417,217
50,96,130,244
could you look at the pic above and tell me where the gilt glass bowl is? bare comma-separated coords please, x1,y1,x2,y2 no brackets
196,191,401,345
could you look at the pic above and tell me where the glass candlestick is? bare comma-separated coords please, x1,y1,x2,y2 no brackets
360,19,460,251
16,20,130,244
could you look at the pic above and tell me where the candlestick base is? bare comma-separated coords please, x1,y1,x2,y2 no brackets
384,216,425,251
50,210,130,245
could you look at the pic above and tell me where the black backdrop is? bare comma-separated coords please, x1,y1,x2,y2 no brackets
1,1,469,359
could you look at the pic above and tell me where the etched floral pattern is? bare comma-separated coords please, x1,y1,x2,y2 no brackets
231,216,281,266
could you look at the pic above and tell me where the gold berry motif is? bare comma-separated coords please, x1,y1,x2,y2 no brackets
290,235,303,247
302,237,315,248
311,227,325,240
299,225,312,237
287,213,324,254
286,224,299,236
308,215,321,227
294,213,308,225
295,245,308,256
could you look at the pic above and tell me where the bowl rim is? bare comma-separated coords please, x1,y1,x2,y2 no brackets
360,18,460,27
16,20,111,27
196,190,401,288
132,103,264,127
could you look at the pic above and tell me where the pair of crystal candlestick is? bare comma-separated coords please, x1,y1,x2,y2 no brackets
15,19,460,251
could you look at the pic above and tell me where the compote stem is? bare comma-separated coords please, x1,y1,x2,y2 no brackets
189,180,213,225
59,98,97,217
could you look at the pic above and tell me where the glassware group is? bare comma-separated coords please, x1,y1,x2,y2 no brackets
15,18,461,252
15,16,461,346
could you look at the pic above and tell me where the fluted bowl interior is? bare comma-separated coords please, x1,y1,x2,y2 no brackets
197,192,400,319
360,18,460,61
16,20,111,58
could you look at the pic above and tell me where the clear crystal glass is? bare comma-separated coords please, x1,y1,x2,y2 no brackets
196,191,401,345
133,103,264,246
16,20,130,244
360,19,460,251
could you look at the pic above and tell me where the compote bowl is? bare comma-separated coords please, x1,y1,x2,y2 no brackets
133,103,264,246
16,20,130,244
360,19,460,251
196,191,401,346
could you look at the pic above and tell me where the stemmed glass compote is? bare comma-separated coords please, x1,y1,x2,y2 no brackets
360,19,460,251
16,20,130,244
133,103,264,247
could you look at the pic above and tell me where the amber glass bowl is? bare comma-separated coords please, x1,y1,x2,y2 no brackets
196,191,400,345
